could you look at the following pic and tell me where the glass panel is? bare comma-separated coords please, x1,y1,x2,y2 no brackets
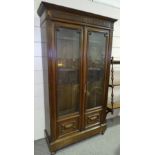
56,27,81,116
86,31,107,109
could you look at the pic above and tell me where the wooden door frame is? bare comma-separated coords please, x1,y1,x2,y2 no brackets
83,26,110,126
52,21,84,137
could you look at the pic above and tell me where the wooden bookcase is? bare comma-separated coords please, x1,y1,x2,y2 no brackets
37,2,117,154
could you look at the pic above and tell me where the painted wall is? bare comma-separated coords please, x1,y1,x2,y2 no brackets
34,0,120,140
93,0,120,8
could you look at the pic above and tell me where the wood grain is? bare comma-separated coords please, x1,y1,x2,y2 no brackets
38,1,117,153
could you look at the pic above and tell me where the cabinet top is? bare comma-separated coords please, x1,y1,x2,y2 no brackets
37,2,117,28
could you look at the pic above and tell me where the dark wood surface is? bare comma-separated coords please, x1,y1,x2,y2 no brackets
37,2,117,22
109,84,120,87
50,124,106,152
38,1,117,153
111,60,120,64
38,2,117,29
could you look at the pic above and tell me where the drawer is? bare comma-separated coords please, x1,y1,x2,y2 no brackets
85,111,101,128
57,117,79,137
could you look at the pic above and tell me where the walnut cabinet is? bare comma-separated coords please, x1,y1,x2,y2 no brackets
37,2,117,154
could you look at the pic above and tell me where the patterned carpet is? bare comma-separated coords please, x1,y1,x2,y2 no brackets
34,116,120,155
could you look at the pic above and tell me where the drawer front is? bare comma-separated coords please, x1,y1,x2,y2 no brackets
85,111,101,128
57,117,79,137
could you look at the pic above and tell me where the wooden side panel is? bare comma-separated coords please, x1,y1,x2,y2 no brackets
40,21,51,137
40,19,57,141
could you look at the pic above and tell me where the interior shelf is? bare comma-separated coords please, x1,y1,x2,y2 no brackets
89,67,102,70
109,84,120,87
58,68,79,71
111,60,120,64
107,57,120,114
107,103,120,109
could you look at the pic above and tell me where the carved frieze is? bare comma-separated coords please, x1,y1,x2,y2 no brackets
47,10,113,28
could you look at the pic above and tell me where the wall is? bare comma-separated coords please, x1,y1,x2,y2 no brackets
34,0,120,140
93,0,120,8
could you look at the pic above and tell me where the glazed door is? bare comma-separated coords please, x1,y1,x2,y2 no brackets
55,23,83,117
54,22,84,137
84,27,109,128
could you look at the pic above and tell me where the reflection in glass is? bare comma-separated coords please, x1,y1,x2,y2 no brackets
56,27,81,116
86,31,107,109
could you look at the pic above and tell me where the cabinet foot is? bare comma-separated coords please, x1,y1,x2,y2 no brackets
101,131,104,135
101,127,106,135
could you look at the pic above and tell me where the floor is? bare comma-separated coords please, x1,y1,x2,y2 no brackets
34,116,120,155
